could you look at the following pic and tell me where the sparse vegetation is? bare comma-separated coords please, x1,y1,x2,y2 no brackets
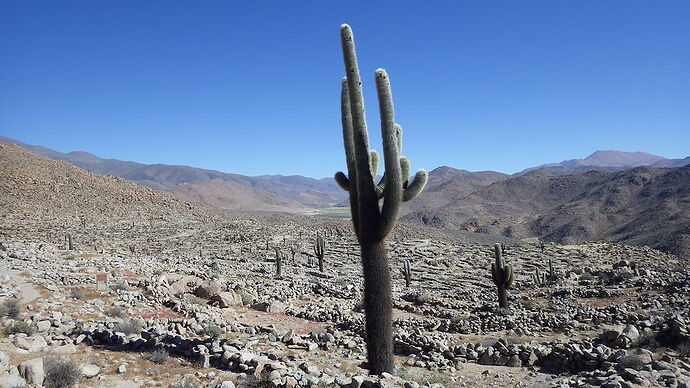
202,324,223,338
43,356,82,388
0,298,20,319
70,288,85,300
105,306,126,318
110,280,129,291
113,319,142,335
145,348,169,364
170,377,200,388
6,321,36,336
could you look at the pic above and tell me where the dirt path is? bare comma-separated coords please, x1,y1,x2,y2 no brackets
0,268,41,303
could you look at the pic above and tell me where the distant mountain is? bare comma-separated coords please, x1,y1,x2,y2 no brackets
0,136,344,209
515,150,688,176
652,156,690,168
400,166,510,216
403,165,690,257
165,179,310,213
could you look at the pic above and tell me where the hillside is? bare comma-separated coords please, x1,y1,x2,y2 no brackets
0,136,344,208
403,165,690,257
0,142,215,232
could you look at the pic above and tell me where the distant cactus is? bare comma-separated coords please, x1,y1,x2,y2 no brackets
274,247,285,276
491,243,514,308
66,233,73,251
402,260,412,288
289,244,298,264
313,234,325,272
334,24,427,374
532,268,547,286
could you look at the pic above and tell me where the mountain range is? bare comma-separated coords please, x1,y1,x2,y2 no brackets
1,135,688,257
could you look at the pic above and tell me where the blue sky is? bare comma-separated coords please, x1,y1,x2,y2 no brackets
1,1,688,178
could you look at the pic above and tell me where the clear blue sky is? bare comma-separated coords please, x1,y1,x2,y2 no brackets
1,1,688,178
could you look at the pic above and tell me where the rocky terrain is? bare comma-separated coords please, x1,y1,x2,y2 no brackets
0,140,689,388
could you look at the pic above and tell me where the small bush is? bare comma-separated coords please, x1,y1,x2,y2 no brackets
580,273,596,281
7,321,36,336
678,340,690,357
110,281,129,291
185,295,208,306
113,319,142,335
450,314,469,324
636,329,658,350
43,356,82,388
617,355,646,371
0,298,20,319
105,306,125,318
145,348,169,364
415,292,432,306
496,307,510,316
171,377,200,388
202,324,223,338
521,299,537,310
238,291,254,306
70,288,85,300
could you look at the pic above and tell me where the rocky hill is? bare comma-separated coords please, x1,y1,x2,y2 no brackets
404,165,690,258
0,142,217,239
0,136,343,209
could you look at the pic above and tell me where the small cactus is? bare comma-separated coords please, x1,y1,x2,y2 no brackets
491,243,514,308
402,260,412,288
274,247,285,276
66,233,73,251
313,234,325,272
532,268,547,286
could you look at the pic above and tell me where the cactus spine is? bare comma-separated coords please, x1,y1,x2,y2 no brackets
313,234,325,273
491,243,514,308
334,24,428,374
403,260,412,288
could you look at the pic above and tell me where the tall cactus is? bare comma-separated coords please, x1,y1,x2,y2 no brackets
313,234,325,273
334,24,428,374
491,243,514,308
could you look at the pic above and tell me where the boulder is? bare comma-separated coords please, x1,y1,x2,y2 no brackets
210,291,243,308
82,364,100,378
194,280,223,299
253,300,286,313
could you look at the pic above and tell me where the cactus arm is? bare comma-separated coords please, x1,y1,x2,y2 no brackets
399,156,410,188
505,265,514,287
376,69,403,240
335,171,350,191
494,243,502,259
403,169,428,202
369,150,379,179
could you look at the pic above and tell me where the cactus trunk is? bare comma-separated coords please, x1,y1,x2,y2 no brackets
361,240,394,373
497,285,508,308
